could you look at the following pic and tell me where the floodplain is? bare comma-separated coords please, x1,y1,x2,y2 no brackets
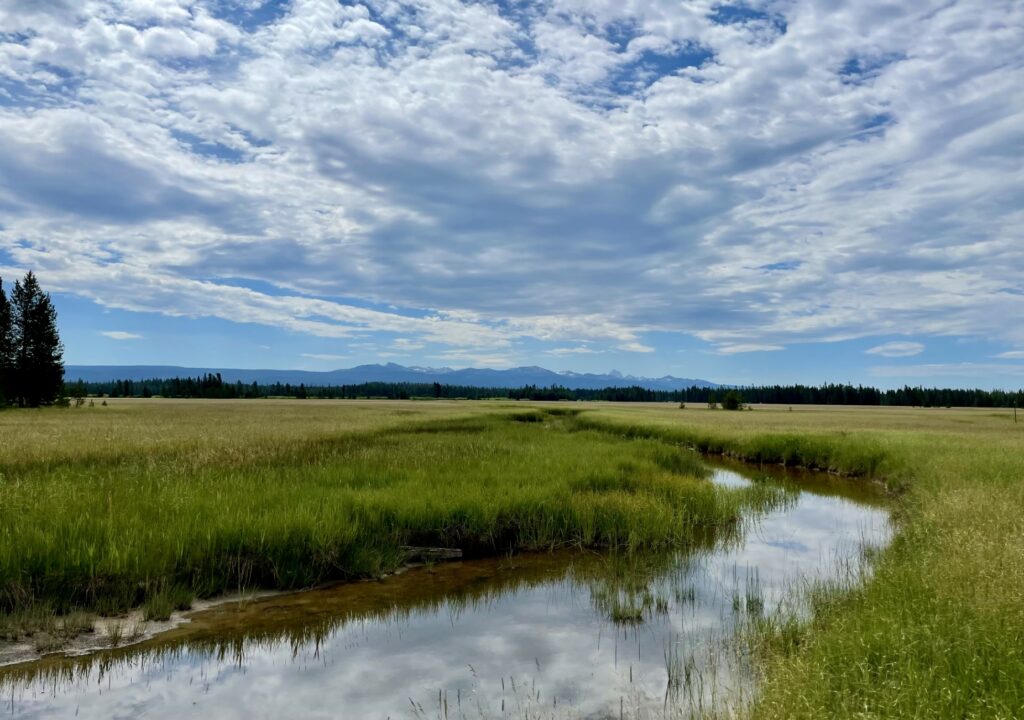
1,400,1021,718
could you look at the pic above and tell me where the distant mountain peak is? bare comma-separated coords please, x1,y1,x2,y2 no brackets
65,363,720,391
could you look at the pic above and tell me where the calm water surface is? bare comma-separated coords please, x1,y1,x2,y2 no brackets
1,462,889,719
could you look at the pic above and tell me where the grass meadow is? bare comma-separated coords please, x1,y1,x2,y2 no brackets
2,399,1023,717
0,401,779,618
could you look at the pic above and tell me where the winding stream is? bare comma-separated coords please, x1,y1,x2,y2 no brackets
1,462,889,719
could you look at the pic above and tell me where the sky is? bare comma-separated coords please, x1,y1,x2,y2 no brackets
0,0,1022,388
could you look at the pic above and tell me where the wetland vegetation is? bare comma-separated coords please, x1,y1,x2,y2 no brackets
1,399,1022,718
0,404,789,622
0,453,887,718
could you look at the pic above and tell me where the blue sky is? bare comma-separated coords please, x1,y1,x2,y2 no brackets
1,0,1023,388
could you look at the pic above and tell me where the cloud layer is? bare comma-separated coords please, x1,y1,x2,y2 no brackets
1,0,1022,363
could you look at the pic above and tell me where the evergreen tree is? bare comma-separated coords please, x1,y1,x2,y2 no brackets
10,271,64,406
0,277,12,404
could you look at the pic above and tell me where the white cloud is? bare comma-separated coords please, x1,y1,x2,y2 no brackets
545,346,600,356
870,363,1024,378
617,342,656,353
429,351,514,368
300,353,350,362
0,0,1021,364
391,338,426,351
716,344,785,355
995,351,1024,360
865,341,925,358
100,331,143,340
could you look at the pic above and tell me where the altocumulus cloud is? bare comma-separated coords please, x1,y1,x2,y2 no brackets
0,0,1022,361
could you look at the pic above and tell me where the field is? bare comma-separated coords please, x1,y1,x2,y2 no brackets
2,399,1023,718
0,400,782,616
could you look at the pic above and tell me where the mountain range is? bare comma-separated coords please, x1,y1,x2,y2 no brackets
65,363,719,391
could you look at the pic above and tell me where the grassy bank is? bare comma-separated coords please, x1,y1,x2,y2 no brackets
0,400,782,626
580,403,1024,718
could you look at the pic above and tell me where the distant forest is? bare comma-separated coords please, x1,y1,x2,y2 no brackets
68,374,1024,408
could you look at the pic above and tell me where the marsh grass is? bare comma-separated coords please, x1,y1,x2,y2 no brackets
3,400,1021,718
142,585,194,622
1,605,96,658
580,403,1024,718
0,405,774,623
103,619,142,648
105,621,124,648
570,414,895,480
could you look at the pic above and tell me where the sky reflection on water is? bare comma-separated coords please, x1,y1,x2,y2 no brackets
2,465,889,719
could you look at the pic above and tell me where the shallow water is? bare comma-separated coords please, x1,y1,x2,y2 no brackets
1,462,889,719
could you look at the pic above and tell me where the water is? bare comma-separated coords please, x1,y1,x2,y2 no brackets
0,462,889,719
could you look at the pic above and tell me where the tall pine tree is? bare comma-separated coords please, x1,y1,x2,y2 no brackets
10,271,64,406
0,277,12,404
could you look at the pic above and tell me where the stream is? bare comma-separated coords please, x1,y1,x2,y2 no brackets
1,461,890,719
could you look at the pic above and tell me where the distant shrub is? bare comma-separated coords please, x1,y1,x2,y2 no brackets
722,391,744,411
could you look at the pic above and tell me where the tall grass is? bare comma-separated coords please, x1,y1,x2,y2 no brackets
4,400,1021,718
570,413,896,480
580,402,1024,718
745,441,1024,718
0,406,774,619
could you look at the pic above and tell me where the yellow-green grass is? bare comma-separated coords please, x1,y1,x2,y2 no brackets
3,399,1023,717
0,400,780,621
579,402,1024,719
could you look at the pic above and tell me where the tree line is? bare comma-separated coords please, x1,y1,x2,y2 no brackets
0,272,64,407
1,272,1017,411
71,376,1024,408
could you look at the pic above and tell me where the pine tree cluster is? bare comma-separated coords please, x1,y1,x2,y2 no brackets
73,377,1024,408
0,271,65,407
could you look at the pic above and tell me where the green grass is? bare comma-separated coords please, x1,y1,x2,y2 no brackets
2,399,1022,718
571,412,896,480
578,402,1024,719
0,401,774,620
746,441,1024,719
0,605,95,651
141,584,194,622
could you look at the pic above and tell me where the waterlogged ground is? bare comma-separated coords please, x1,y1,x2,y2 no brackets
1,463,889,719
